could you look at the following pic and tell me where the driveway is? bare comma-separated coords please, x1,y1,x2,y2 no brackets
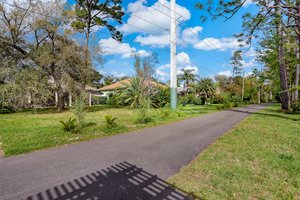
0,104,267,200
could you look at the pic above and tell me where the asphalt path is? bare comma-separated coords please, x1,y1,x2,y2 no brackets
0,104,268,200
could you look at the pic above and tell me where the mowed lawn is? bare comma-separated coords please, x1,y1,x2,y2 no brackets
0,104,222,157
168,105,300,200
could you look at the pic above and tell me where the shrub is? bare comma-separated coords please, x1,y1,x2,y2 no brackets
94,96,108,105
136,99,153,124
231,95,241,107
104,115,117,128
290,101,300,114
59,117,79,133
0,106,15,114
193,97,203,105
151,86,170,108
179,96,188,106
176,110,184,117
73,96,85,128
159,108,171,118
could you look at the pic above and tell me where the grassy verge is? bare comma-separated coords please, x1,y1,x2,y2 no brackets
0,104,222,157
168,105,300,200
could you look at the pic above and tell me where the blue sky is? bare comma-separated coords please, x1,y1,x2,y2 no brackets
69,0,259,82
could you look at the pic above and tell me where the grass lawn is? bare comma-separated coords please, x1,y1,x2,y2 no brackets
0,104,222,157
168,105,300,200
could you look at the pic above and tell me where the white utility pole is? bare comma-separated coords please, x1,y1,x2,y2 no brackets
170,0,177,109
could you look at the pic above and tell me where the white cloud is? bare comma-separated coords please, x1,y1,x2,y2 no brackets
120,0,191,47
182,26,203,44
99,37,150,58
177,52,191,66
217,70,232,77
241,58,256,68
135,34,170,48
244,48,256,57
111,71,127,78
156,51,199,80
194,37,242,51
243,0,254,7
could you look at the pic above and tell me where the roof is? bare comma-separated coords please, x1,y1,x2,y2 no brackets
99,78,165,91
85,85,101,92
99,79,131,91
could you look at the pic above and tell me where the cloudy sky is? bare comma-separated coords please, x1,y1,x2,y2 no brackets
69,0,259,81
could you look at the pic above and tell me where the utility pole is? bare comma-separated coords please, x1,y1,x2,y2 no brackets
170,0,177,109
242,69,245,102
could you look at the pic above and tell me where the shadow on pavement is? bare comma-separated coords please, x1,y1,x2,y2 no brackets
229,108,300,121
25,161,193,200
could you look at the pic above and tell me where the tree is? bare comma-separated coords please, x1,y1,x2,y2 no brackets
0,0,97,110
178,69,198,94
72,0,124,68
196,0,294,110
230,50,243,77
194,78,215,104
115,77,144,108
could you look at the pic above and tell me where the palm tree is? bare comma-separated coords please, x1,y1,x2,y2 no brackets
115,77,144,108
195,78,215,104
178,69,198,94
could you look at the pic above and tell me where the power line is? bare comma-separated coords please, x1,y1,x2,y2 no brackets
157,1,230,63
1,0,218,75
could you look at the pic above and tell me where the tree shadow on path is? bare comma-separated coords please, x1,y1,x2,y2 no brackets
229,108,300,122
25,161,193,200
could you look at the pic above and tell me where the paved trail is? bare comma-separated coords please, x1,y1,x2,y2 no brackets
0,104,267,200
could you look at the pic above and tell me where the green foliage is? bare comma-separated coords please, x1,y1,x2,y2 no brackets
115,77,144,108
221,92,233,109
59,117,79,133
151,86,170,108
94,96,108,105
159,108,172,118
136,98,153,124
290,101,300,114
231,95,241,107
72,0,124,41
73,96,86,128
104,115,117,128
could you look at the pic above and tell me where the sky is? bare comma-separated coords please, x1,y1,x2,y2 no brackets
68,0,259,82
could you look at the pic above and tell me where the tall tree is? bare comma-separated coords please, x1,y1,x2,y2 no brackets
178,69,198,94
230,50,243,77
196,0,294,110
72,0,124,68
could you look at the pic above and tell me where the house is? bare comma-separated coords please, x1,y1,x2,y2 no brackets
99,79,131,97
99,78,165,97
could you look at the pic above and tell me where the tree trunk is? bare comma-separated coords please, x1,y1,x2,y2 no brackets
295,38,300,101
57,93,65,111
258,88,261,104
277,7,290,110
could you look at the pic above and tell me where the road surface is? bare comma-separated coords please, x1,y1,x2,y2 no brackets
0,104,267,200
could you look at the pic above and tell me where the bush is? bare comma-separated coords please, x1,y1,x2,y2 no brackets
73,96,85,128
104,115,117,128
231,95,241,107
94,96,108,105
59,117,79,133
290,101,300,114
0,106,15,114
136,99,153,124
193,97,203,105
159,108,171,118
151,86,170,108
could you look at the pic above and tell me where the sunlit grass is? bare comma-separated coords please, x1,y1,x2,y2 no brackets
168,105,300,200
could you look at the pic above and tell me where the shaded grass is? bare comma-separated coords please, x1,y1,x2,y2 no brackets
168,105,300,200
0,104,220,157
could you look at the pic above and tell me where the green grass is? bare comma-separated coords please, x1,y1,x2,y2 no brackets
0,104,221,157
168,105,300,200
